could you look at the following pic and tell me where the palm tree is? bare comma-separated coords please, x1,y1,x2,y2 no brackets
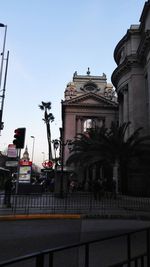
39,101,54,160
67,122,150,194
104,122,150,193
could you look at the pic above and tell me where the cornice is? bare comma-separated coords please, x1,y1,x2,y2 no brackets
113,28,140,65
73,74,107,82
111,55,140,88
64,103,118,109
137,30,150,61
62,92,118,107
139,1,150,30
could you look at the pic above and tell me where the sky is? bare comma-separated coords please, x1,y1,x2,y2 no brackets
0,0,147,167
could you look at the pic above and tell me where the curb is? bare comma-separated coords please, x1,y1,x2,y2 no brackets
83,214,150,221
0,214,82,221
0,213,150,221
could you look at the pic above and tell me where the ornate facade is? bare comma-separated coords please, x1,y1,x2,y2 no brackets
111,0,150,195
112,0,150,136
62,69,118,164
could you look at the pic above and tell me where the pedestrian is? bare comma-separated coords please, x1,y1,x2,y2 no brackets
69,180,76,193
4,176,12,208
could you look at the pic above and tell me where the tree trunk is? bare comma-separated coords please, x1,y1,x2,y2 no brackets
44,110,52,161
46,122,52,160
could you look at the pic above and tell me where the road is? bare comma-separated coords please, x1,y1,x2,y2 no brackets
0,218,150,266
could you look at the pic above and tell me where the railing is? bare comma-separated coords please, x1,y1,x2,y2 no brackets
0,227,149,266
0,192,150,217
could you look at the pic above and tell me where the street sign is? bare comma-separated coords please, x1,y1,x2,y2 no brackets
19,166,31,183
7,144,17,158
5,161,18,167
42,160,54,168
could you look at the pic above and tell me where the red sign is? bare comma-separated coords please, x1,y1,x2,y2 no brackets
42,160,53,168
19,160,32,166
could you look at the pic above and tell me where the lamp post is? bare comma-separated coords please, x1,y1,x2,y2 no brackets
0,24,7,90
31,136,35,163
0,23,8,131
52,139,59,195
52,139,59,162
42,152,45,162
52,137,72,198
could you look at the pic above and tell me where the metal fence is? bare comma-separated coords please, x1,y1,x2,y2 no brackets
0,227,149,266
0,192,150,217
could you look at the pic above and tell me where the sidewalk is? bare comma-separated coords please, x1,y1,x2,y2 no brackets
0,192,150,221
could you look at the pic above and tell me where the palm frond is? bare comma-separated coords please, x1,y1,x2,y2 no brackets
67,122,150,169
39,105,44,110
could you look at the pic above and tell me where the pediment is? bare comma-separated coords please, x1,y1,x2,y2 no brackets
64,92,117,107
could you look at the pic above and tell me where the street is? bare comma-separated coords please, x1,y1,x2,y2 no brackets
0,218,150,266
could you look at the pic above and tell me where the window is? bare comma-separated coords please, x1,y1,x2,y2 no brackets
84,82,97,92
83,118,104,132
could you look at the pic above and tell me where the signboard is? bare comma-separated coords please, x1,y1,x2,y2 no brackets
19,166,31,183
5,161,18,167
7,144,17,158
42,160,54,168
19,160,32,166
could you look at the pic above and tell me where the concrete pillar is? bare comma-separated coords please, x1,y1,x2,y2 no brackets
76,117,83,134
123,86,129,123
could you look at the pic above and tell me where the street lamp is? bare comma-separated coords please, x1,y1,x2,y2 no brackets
52,137,72,197
42,152,45,162
52,139,60,195
31,136,35,163
0,23,8,131
52,139,59,162
0,23,7,90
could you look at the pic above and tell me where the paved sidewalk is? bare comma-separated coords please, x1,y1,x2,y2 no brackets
0,192,150,221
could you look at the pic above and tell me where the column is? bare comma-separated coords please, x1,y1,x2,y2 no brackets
123,85,129,123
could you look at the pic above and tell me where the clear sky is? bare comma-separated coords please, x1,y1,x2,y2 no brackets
0,0,147,167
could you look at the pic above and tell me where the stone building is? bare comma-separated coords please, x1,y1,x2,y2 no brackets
111,0,150,136
111,0,150,195
62,69,118,164
61,69,118,187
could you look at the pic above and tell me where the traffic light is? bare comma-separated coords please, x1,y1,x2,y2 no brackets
13,128,26,149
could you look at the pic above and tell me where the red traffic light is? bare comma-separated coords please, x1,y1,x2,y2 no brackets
13,128,26,149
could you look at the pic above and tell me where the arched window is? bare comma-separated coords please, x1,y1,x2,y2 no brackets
83,118,104,132
83,119,97,132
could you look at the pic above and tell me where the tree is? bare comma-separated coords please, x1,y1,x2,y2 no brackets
67,122,150,194
39,101,54,160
